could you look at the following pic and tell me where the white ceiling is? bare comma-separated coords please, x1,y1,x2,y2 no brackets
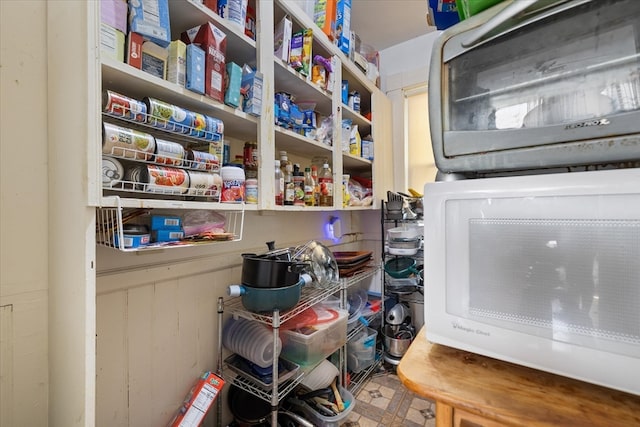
350,0,437,51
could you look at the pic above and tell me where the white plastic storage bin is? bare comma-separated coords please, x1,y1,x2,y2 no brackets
347,327,377,373
280,309,348,366
289,385,355,427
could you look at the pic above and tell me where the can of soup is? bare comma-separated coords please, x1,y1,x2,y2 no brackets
187,171,222,198
154,138,185,166
201,115,224,141
123,164,146,191
144,97,194,133
186,149,219,171
189,112,207,137
102,90,147,122
146,165,190,194
102,156,125,188
102,122,155,160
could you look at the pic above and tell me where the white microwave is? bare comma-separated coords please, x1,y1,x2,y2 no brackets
428,0,640,176
423,168,640,395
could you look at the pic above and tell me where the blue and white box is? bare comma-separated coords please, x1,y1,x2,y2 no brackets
128,0,171,48
335,0,351,55
186,44,205,94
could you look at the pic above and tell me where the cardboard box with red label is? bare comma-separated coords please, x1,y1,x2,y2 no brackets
181,23,227,103
168,371,224,427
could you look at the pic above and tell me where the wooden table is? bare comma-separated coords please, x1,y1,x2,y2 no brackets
397,327,640,427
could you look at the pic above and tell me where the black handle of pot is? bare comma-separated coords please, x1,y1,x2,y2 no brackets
266,241,276,251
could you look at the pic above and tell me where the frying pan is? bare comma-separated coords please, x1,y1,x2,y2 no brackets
384,257,421,278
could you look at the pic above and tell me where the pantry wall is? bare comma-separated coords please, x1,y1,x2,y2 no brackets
1,1,439,426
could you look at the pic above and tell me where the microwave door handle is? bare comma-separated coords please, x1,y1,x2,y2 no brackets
461,0,556,49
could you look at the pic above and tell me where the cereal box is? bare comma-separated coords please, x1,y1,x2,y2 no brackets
168,371,224,427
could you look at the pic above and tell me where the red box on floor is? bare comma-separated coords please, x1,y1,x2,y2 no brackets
181,23,227,103
168,371,224,427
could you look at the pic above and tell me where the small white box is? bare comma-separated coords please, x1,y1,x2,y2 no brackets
167,40,187,86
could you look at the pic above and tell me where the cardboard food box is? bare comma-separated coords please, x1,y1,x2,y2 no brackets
100,23,125,63
167,40,187,87
185,44,205,94
224,62,242,108
128,0,171,48
241,67,263,117
101,0,128,34
181,23,228,103
335,0,352,55
168,371,225,427
141,40,168,80
314,0,337,40
274,15,292,62
127,32,144,69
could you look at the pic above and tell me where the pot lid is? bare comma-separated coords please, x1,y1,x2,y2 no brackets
293,241,339,288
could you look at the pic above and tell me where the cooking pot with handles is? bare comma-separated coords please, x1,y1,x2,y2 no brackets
241,241,309,288
228,274,312,313
384,256,421,278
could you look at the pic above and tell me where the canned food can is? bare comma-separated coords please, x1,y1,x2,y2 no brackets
245,178,258,204
201,115,224,141
123,164,146,191
186,149,219,171
102,156,125,188
189,112,207,137
146,165,190,194
102,122,155,160
114,224,151,249
102,90,147,122
144,97,194,133
220,166,245,202
187,171,222,198
154,138,185,166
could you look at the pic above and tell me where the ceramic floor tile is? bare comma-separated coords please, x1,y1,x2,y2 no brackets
343,364,437,427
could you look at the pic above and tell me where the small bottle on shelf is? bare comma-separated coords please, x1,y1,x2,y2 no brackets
284,163,294,206
304,167,315,206
318,163,333,207
311,164,320,207
274,159,284,206
293,163,305,206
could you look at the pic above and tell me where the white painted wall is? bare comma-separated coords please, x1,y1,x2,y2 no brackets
1,2,50,426
378,31,441,191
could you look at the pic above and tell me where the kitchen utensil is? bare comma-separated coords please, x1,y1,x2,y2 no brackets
241,241,309,288
228,274,312,313
387,191,403,208
386,302,411,326
387,225,422,240
384,257,421,278
293,240,339,288
387,238,421,256
330,377,345,411
383,324,414,358
299,358,340,391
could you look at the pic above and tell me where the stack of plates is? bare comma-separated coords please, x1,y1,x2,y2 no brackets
332,251,373,276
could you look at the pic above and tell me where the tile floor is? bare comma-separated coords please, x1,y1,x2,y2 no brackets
341,365,437,427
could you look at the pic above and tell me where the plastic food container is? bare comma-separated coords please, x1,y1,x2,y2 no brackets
289,385,355,427
347,327,377,373
280,309,348,366
113,224,150,249
220,165,245,202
